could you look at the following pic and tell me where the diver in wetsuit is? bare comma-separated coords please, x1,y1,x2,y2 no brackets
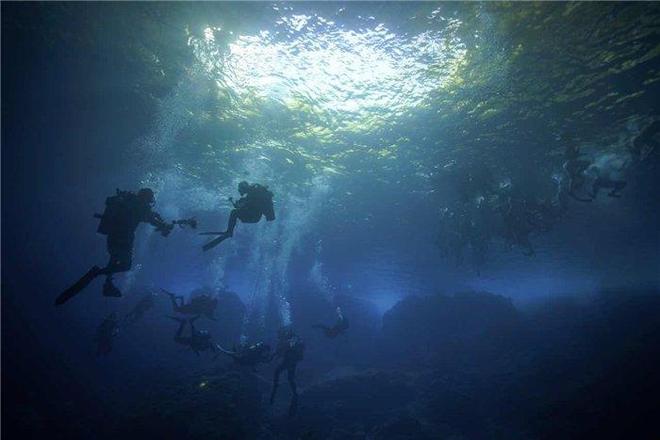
124,292,158,325
590,166,627,199
216,341,272,370
313,307,349,339
270,326,305,417
201,181,275,251
631,120,660,162
95,312,120,356
55,188,194,305
563,144,593,202
163,289,218,320
501,197,536,257
169,316,218,356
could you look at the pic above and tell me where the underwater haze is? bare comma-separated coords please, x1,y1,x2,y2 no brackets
2,2,660,439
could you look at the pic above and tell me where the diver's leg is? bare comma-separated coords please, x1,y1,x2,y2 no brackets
202,222,235,251
176,319,186,339
189,316,199,333
225,209,239,236
287,364,298,396
99,238,132,297
521,236,535,257
200,210,239,251
287,364,299,416
98,237,133,275
609,181,627,197
270,364,285,404
163,290,182,311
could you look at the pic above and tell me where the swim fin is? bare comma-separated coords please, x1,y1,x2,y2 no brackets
55,266,101,306
102,277,122,298
202,233,230,252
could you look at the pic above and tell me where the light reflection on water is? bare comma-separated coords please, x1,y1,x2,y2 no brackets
189,9,467,137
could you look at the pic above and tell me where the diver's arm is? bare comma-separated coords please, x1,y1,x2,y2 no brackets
147,211,173,236
228,197,239,208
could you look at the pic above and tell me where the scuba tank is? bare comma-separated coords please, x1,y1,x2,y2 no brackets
96,189,134,235
253,184,275,221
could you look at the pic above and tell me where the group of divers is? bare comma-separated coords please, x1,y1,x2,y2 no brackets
55,181,348,417
54,121,658,415
435,122,660,273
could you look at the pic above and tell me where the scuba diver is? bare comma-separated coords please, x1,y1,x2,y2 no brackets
562,143,593,202
95,312,120,356
201,181,275,251
313,307,349,339
436,208,469,267
590,167,627,199
169,316,218,356
124,291,158,325
162,288,218,320
270,326,305,417
631,119,660,162
216,341,272,370
466,197,494,276
500,197,536,257
55,188,196,306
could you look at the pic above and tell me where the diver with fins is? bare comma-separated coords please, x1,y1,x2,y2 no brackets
216,341,272,370
313,307,349,339
55,188,196,306
124,291,158,325
270,326,305,417
163,288,218,320
589,165,628,199
169,316,219,356
201,181,275,251
95,312,120,356
562,143,593,202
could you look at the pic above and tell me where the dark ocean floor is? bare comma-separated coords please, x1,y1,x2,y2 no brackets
4,288,660,439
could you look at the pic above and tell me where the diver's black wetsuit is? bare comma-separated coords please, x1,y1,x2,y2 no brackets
217,342,272,369
313,309,349,339
591,175,627,198
171,317,217,356
563,145,592,202
202,182,275,251
270,331,304,416
502,198,536,257
164,289,218,320
95,313,119,356
97,191,171,277
55,189,172,305
125,293,156,324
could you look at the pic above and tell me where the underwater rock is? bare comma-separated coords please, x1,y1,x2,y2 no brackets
290,370,416,438
121,369,265,440
369,414,432,440
290,289,381,372
381,291,523,367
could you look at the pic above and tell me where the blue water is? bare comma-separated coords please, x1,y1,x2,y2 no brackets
2,2,660,439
